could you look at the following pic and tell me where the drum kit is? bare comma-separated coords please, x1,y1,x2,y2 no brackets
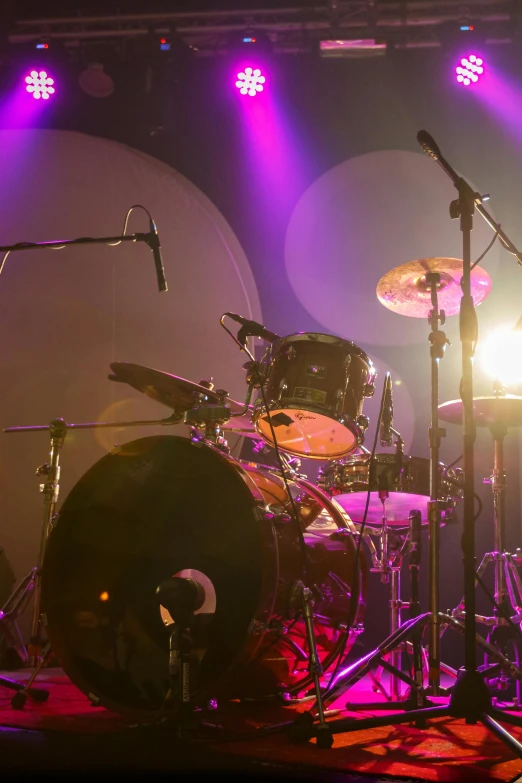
1,253,522,747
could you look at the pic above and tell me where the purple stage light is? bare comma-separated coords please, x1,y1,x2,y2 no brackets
235,67,265,96
456,54,484,86
25,70,55,100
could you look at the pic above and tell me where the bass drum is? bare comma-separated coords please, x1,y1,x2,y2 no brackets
42,436,366,721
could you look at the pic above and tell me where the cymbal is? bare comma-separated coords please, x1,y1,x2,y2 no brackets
221,412,258,438
109,363,246,416
438,396,522,427
376,257,492,318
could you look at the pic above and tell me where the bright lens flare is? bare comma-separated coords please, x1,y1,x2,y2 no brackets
479,327,522,387
235,67,265,96
25,69,55,100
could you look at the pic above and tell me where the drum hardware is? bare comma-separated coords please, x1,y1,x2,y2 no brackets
439,396,522,705
339,511,430,715
220,311,349,723
0,418,68,708
292,129,513,746
0,412,184,709
295,129,522,754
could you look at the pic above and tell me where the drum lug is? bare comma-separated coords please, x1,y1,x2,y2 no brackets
356,414,369,431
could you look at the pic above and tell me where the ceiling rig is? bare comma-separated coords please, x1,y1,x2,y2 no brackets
8,0,517,56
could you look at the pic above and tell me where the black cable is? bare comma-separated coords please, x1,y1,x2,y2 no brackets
220,316,310,576
470,227,499,271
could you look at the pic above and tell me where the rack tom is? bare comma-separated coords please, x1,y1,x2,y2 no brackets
319,452,462,528
254,333,375,460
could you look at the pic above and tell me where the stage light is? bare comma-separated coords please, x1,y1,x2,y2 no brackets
479,319,522,388
25,70,55,100
235,67,265,96
456,54,485,86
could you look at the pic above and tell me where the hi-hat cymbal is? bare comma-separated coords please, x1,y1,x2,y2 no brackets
377,257,492,318
439,396,522,427
109,362,246,417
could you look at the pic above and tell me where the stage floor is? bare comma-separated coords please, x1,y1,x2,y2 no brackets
1,668,522,783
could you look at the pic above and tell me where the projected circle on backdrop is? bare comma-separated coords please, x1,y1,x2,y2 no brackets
285,150,500,347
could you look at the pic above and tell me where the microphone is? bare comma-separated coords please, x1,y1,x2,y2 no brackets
416,130,441,161
379,372,394,447
224,312,280,346
148,218,168,293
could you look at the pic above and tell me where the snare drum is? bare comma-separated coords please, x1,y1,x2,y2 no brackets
254,333,375,460
319,452,461,528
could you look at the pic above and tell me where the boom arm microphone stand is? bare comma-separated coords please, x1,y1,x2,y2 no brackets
0,215,168,707
289,132,522,755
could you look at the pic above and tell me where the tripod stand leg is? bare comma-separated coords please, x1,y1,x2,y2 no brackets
10,642,51,709
481,714,522,757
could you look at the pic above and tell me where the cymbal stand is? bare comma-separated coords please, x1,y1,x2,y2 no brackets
425,272,450,695
287,134,522,753
0,418,68,707
450,420,522,704
0,412,181,708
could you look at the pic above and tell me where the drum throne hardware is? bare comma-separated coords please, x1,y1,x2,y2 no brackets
291,131,522,751
440,395,522,704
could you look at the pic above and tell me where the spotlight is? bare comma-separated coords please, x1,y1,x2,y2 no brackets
479,318,522,388
25,70,55,100
235,67,265,96
456,54,484,86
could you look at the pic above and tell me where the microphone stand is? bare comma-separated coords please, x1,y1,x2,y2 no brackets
285,134,522,755
420,133,522,749
0,231,168,292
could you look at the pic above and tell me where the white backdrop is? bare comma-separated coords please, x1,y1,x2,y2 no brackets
0,129,261,585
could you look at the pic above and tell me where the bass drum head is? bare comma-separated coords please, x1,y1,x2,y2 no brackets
41,436,266,720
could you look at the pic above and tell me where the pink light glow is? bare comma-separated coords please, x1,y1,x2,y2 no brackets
235,67,265,96
25,70,55,100
456,54,485,87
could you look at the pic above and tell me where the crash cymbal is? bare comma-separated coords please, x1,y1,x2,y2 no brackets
377,257,491,318
109,363,245,416
439,396,522,427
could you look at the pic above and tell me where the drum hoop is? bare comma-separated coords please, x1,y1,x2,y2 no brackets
270,332,373,368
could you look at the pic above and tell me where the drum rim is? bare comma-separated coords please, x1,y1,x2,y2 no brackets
253,403,363,460
270,331,374,368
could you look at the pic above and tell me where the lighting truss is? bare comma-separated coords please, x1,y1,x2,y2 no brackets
8,1,517,56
